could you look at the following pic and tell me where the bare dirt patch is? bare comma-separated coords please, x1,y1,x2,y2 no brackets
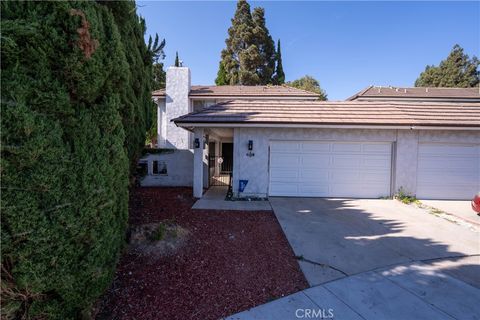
128,222,189,257
96,187,307,320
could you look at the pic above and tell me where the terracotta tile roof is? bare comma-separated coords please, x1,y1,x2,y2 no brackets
347,86,480,101
152,85,319,98
173,100,480,128
188,85,319,98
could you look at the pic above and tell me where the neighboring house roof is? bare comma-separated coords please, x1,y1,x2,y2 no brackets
152,85,319,99
347,86,480,101
173,100,480,128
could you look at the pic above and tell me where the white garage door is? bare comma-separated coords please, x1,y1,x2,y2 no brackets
417,143,480,200
269,141,392,198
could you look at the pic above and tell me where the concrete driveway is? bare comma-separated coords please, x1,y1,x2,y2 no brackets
420,200,480,226
270,197,479,287
227,198,480,320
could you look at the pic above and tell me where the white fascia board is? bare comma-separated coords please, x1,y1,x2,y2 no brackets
174,122,480,131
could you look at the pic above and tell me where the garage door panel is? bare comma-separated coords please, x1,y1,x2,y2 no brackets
300,169,329,182
419,144,478,156
302,142,330,152
417,143,479,200
269,168,298,181
417,185,478,200
302,155,329,167
270,155,300,167
332,155,362,168
269,183,298,195
418,158,478,170
361,170,391,183
330,184,385,198
417,171,477,184
269,141,392,198
298,184,329,196
271,141,301,152
363,143,392,153
332,143,362,152
330,170,361,182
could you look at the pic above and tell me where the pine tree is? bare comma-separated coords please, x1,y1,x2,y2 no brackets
415,44,479,87
148,34,166,90
215,61,228,85
153,62,166,90
274,39,285,84
175,51,180,67
252,7,276,84
217,0,262,85
287,75,327,100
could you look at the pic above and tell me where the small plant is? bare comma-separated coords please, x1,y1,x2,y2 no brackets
395,187,419,204
150,223,167,242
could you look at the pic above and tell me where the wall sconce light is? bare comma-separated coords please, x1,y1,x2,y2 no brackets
194,138,200,149
248,140,253,151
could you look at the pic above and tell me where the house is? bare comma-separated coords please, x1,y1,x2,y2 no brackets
347,85,480,103
141,67,319,187
143,67,480,201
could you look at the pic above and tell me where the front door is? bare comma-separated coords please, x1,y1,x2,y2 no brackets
221,143,233,173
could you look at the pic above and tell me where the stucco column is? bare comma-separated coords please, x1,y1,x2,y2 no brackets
193,128,204,198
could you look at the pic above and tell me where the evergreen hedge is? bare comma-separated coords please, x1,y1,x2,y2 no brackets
1,1,154,318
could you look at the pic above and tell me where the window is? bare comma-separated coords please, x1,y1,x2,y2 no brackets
152,160,168,175
137,160,148,177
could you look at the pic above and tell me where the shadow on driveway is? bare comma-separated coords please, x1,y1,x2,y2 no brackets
269,197,480,288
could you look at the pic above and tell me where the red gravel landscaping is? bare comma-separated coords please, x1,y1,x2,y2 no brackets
97,187,308,320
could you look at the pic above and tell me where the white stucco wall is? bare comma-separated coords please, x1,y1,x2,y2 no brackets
140,151,193,187
232,127,480,198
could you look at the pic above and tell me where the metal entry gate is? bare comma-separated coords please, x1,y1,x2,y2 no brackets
209,156,232,186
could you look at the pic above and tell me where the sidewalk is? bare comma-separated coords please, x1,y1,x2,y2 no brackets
226,258,480,320
192,186,272,211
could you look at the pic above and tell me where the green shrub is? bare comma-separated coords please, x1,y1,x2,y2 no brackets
1,1,154,318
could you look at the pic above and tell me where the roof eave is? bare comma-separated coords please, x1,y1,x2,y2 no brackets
173,121,480,131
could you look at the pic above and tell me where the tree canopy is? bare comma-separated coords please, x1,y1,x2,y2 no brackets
216,0,281,85
1,1,156,318
415,44,479,88
287,75,328,100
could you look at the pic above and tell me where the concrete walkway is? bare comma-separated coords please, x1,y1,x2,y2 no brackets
192,186,271,211
226,259,480,320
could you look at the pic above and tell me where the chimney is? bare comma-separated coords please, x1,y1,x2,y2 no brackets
165,67,191,149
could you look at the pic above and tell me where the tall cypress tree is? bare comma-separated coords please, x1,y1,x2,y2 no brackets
415,44,479,87
252,7,276,84
1,1,155,318
174,51,180,67
274,39,285,84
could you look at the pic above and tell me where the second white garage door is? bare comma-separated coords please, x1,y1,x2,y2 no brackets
269,141,392,198
417,143,480,200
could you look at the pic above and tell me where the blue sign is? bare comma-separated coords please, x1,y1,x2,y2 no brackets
239,180,248,192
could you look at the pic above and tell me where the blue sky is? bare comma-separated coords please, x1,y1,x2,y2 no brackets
137,1,479,100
